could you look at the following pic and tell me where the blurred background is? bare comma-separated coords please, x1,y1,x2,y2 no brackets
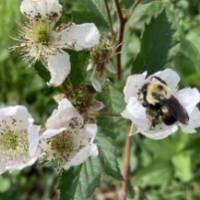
0,0,200,199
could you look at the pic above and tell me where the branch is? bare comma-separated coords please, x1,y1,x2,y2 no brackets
114,0,127,81
114,0,124,22
133,0,141,9
121,123,134,200
127,0,141,19
104,0,114,35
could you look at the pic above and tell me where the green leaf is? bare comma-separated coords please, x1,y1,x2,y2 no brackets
143,134,188,160
134,159,173,187
97,135,122,180
172,152,193,182
90,0,107,19
98,84,125,113
132,10,174,73
122,0,153,9
143,137,178,160
97,85,126,138
67,50,89,86
173,28,200,86
59,157,102,200
62,0,108,30
81,0,108,28
0,177,11,193
122,0,133,8
34,62,50,82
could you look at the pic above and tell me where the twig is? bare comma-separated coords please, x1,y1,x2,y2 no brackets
104,0,114,36
114,0,127,80
127,0,141,19
133,0,141,10
114,0,124,22
121,123,134,200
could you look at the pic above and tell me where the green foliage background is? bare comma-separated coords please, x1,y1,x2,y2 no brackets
0,0,200,199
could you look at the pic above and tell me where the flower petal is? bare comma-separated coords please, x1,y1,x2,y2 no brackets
89,99,104,112
62,123,98,170
47,51,71,87
126,97,151,131
140,124,178,140
0,106,33,131
176,88,200,115
55,23,100,50
152,68,180,92
28,125,40,157
181,108,200,133
124,72,147,103
63,144,98,170
0,164,6,175
90,72,103,92
71,123,97,149
20,0,62,21
40,128,66,139
46,98,83,129
7,156,39,172
84,124,98,143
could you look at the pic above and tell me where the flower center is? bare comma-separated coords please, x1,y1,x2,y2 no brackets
50,132,74,160
32,23,51,45
0,131,19,151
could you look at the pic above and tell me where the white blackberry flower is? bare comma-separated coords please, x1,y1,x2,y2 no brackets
15,0,100,87
40,98,98,170
122,69,200,139
0,106,40,174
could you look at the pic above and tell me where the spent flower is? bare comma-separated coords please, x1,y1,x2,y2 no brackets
61,85,104,114
88,37,116,92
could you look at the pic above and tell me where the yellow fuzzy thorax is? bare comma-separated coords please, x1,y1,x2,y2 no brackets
146,79,171,105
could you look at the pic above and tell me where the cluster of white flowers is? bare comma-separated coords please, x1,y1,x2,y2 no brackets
0,0,100,175
0,98,98,174
3,0,199,175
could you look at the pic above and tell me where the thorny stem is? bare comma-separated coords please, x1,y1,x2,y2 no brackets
121,123,134,200
115,1,141,200
104,0,115,36
114,0,127,80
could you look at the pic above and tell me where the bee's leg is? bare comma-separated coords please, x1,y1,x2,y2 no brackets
152,109,162,127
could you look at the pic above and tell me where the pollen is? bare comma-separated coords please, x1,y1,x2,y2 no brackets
50,132,74,161
1,131,19,151
0,129,29,159
32,23,51,45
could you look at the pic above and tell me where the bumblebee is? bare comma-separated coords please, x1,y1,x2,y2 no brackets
140,77,189,127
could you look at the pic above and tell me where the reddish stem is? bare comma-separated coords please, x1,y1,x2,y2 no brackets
114,0,127,81
104,0,115,36
121,123,132,200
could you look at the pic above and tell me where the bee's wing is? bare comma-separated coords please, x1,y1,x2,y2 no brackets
164,96,189,125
